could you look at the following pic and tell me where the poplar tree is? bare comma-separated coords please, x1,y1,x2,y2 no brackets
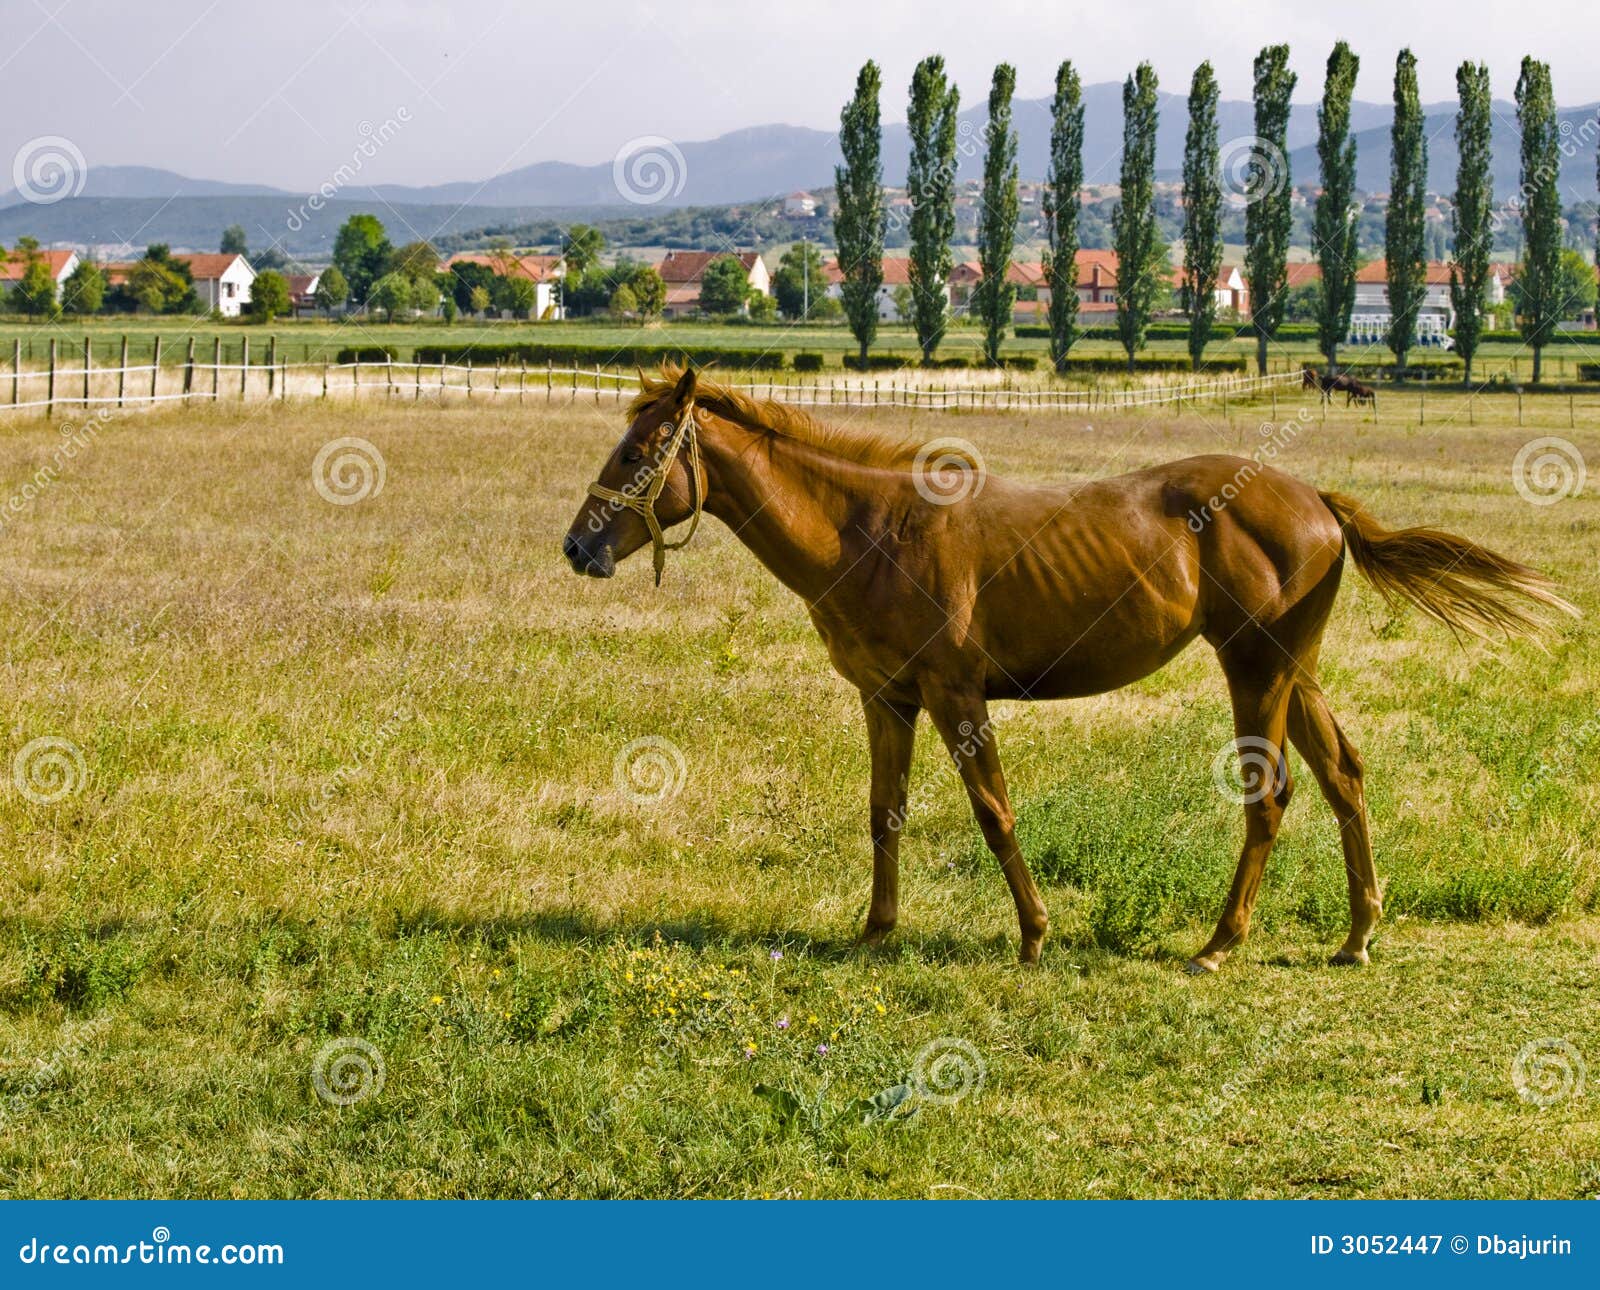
1112,63,1160,372
1450,61,1494,383
974,63,1020,367
834,61,885,368
1385,49,1429,371
1043,61,1084,373
1244,45,1296,375
1516,57,1561,383
1181,61,1222,371
907,56,960,364
1314,42,1360,369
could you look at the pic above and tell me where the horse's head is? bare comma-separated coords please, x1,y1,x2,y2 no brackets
563,365,704,584
1301,365,1318,388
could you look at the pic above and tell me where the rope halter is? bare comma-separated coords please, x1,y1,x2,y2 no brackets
585,402,704,586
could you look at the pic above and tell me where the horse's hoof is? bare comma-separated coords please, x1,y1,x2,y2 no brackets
1184,956,1220,976
1018,942,1044,967
856,924,894,950
1329,947,1369,967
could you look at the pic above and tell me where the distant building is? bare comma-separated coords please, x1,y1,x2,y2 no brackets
1348,260,1508,346
820,256,920,320
180,253,256,317
0,249,80,301
287,272,321,316
655,251,770,317
783,191,818,218
442,252,565,319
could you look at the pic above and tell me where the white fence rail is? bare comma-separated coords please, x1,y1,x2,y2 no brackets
0,352,1306,417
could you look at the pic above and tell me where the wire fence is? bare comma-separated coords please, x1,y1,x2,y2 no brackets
0,347,1310,417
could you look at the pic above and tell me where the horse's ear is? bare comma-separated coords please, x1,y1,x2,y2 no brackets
672,365,697,407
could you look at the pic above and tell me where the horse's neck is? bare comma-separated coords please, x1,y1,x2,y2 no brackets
698,415,878,604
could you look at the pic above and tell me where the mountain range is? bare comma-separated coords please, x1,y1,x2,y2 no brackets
2,82,1595,255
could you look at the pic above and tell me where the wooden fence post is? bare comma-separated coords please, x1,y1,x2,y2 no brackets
119,335,129,409
11,339,18,406
354,357,361,401
546,361,552,402
182,337,194,404
520,358,527,404
466,360,473,400
150,336,161,405
213,338,221,400
267,336,277,396
240,337,249,400
46,338,56,418
82,335,91,408
322,361,329,400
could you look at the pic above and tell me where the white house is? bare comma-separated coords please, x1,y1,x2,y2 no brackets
0,248,80,300
443,252,565,320
1348,261,1509,347
783,191,818,218
656,251,770,317
179,253,256,317
822,256,918,320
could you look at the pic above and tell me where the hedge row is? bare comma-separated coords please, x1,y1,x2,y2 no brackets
410,343,787,370
1477,330,1600,347
335,345,400,363
840,352,1248,374
1013,322,1297,343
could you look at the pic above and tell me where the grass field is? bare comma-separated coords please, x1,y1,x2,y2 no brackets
0,385,1596,1198
1,314,1597,384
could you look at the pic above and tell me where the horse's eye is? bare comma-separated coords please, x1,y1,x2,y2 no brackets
621,447,643,465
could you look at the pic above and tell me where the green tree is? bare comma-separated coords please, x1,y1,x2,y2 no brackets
1043,61,1084,373
448,260,497,314
834,61,885,365
629,264,666,318
609,283,639,318
1449,61,1494,383
1556,247,1598,317
748,293,778,323
1112,63,1160,372
495,274,539,319
1385,49,1428,370
61,259,106,315
1314,42,1361,368
332,214,392,306
249,269,290,322
390,240,439,286
11,246,58,318
563,225,604,274
907,55,960,363
1244,45,1297,374
1515,57,1562,382
313,266,348,316
220,224,248,255
974,63,1020,367
469,285,492,315
699,256,752,315
368,271,415,321
772,241,828,320
1181,61,1223,370
123,258,189,314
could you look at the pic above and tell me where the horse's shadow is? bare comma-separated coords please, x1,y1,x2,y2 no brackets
388,905,1049,967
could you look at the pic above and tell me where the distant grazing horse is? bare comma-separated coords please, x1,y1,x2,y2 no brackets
1302,365,1339,403
565,366,1573,973
1340,376,1377,407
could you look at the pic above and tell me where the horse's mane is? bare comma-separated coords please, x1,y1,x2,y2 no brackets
627,363,926,470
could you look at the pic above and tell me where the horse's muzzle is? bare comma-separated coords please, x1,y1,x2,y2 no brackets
563,532,616,578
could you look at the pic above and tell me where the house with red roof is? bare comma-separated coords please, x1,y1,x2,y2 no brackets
656,251,770,317
179,253,256,317
442,252,565,319
0,248,80,302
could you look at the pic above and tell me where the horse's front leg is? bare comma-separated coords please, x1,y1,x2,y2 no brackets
860,695,919,945
924,688,1049,964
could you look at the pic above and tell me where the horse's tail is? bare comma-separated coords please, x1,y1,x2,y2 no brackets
1319,491,1578,642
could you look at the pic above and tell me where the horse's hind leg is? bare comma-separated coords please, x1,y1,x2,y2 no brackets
1188,656,1296,974
860,695,920,945
1287,683,1380,965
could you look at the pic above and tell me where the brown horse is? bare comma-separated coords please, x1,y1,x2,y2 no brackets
564,366,1574,972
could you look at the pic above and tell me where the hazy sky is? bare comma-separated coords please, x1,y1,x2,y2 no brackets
2,0,1595,190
